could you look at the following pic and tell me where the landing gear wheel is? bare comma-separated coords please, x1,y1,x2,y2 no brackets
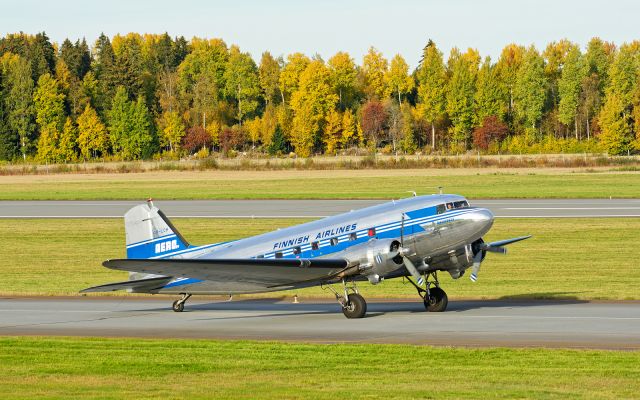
424,287,448,312
342,293,367,319
172,300,185,312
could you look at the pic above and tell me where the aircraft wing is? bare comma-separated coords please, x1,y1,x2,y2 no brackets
101,258,351,288
81,276,173,293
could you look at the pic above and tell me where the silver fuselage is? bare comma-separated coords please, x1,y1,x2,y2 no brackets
151,194,494,294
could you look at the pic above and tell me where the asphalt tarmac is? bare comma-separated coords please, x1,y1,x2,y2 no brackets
1,297,639,349
1,199,639,218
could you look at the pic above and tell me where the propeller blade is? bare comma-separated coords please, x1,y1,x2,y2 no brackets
403,255,424,286
485,235,531,248
469,250,484,282
484,246,507,254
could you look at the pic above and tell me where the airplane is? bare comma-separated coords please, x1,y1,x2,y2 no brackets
82,195,530,318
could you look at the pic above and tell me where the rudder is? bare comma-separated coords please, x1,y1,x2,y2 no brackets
125,200,190,260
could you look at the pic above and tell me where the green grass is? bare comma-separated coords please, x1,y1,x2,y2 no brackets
1,170,640,199
0,337,638,399
1,217,639,300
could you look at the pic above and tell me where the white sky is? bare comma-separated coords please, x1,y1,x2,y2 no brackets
2,0,639,68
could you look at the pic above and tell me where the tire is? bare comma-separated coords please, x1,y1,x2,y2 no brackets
172,300,184,312
424,287,448,312
342,293,367,319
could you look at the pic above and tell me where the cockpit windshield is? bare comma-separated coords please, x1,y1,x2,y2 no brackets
437,200,469,214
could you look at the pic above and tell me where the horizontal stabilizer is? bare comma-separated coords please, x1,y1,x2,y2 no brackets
102,258,351,288
80,276,173,293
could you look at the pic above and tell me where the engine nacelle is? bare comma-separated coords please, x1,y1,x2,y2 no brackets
341,238,404,283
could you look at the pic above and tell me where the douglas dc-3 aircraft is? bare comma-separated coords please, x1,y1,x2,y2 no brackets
82,195,530,318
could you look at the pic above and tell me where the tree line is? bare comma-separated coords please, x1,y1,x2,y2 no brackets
0,32,639,163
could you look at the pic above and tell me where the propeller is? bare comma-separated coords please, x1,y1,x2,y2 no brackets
400,213,424,285
469,235,531,282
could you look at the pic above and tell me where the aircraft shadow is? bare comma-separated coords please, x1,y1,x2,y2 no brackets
122,294,589,318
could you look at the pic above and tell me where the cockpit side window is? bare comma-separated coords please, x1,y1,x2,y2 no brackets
453,200,469,209
446,202,453,210
436,204,446,214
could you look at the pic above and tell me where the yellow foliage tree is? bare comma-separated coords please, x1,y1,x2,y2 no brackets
323,109,342,154
362,47,388,99
290,60,338,157
384,54,414,104
341,108,358,148
77,104,108,160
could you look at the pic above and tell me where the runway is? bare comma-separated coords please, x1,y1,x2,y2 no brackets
1,297,639,349
1,199,639,218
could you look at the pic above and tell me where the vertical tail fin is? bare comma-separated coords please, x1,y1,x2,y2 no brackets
125,200,190,260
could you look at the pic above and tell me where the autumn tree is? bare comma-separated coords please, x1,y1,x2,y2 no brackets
416,41,446,148
33,73,65,162
558,46,586,138
159,111,185,152
514,46,547,131
278,53,310,104
178,38,228,132
341,108,359,148
599,93,632,155
224,45,260,124
495,44,525,118
289,60,337,156
473,116,509,150
259,51,281,105
580,38,614,139
77,104,108,159
182,126,212,154
446,48,477,147
328,52,357,109
58,117,78,162
384,54,414,104
360,99,387,148
475,56,507,125
362,47,388,99
323,109,342,154
598,44,636,154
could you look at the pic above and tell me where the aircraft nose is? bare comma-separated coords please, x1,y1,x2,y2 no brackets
471,208,494,226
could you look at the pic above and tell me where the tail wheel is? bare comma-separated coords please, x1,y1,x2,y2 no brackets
424,287,448,312
342,293,367,319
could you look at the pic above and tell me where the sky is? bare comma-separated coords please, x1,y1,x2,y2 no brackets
2,0,639,68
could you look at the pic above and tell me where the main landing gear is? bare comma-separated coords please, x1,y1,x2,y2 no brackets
172,293,191,312
324,279,367,318
406,271,448,312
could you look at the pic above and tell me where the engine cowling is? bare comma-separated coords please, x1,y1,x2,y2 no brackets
341,238,404,283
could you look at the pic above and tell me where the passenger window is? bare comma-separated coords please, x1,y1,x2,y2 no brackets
275,252,283,259
293,246,301,255
350,232,358,241
368,228,376,237
446,203,453,210
257,254,264,259
330,237,339,246
436,204,446,214
311,241,319,250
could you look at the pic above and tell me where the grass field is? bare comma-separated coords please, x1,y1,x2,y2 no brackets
1,217,639,300
1,169,640,199
0,337,638,399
